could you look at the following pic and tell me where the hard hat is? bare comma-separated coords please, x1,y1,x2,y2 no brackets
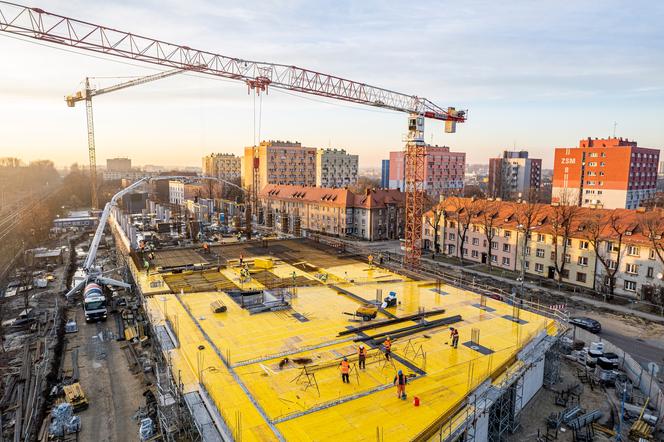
398,370,403,375
343,357,348,361
359,345,364,348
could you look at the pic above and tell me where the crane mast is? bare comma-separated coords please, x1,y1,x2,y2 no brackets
65,68,185,209
0,1,467,267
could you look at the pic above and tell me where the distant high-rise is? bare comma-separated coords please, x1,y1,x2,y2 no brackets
242,140,316,191
381,159,390,188
388,145,465,196
202,153,241,182
488,150,541,201
106,157,131,172
315,148,358,188
552,137,659,209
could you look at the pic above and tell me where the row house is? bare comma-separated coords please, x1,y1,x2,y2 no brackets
259,185,405,241
424,197,664,299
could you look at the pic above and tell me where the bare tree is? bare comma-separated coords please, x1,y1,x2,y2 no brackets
514,194,543,290
451,197,479,265
585,210,628,297
424,194,446,254
550,192,581,283
639,210,664,264
477,199,499,270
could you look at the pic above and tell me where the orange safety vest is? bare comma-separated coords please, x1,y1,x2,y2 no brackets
340,360,350,374
384,339,392,350
358,347,367,358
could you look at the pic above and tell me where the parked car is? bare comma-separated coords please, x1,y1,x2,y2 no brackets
569,317,601,333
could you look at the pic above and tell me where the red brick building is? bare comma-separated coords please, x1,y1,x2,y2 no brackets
552,137,659,209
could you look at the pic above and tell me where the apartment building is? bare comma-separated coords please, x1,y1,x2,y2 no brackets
389,145,465,196
202,153,241,181
552,137,660,209
315,148,359,187
168,180,205,205
424,197,664,299
106,157,131,172
258,184,405,240
381,159,390,188
488,150,541,201
242,140,317,190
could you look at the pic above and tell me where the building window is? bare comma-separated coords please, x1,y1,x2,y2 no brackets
536,233,545,242
449,221,456,228
504,230,511,239
625,263,639,275
607,259,617,270
647,266,654,278
536,248,545,258
561,269,570,279
535,263,544,273
579,241,589,250
524,261,530,269
564,254,571,263
627,245,640,256
472,238,479,246
449,232,455,240
649,249,656,260
502,257,510,266
491,255,497,263
471,250,479,258
525,247,531,256
576,272,587,283
503,244,511,252
462,248,468,256
577,256,588,266
624,280,637,292
491,241,498,250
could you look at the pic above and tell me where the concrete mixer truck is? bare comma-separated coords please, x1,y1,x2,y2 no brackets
83,283,107,322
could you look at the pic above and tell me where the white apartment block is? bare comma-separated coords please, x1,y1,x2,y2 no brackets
315,148,359,188
202,153,241,181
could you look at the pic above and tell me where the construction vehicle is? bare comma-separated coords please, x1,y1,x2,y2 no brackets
83,283,107,322
63,382,89,411
0,3,467,267
344,304,378,321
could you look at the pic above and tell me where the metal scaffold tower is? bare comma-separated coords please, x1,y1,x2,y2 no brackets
0,1,466,266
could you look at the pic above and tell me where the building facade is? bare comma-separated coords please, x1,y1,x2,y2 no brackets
381,159,390,188
389,145,465,196
315,148,358,188
168,180,205,205
202,153,241,181
242,140,317,191
424,197,664,299
552,137,659,209
258,184,405,241
106,157,132,172
488,151,541,201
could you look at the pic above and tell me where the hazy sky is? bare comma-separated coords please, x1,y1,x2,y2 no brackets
1,0,663,169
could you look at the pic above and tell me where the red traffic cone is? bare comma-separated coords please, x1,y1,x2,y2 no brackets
413,396,420,407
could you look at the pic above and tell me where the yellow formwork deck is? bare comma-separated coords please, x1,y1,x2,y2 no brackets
143,257,556,441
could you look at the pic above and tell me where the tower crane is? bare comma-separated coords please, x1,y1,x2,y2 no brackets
0,2,467,267
65,68,185,209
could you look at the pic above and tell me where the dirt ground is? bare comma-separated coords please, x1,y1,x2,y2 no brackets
508,359,632,441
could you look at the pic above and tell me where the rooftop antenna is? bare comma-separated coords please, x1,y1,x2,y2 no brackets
613,121,618,138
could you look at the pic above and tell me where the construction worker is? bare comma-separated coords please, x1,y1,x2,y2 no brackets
358,345,367,370
339,357,350,383
378,253,383,265
368,254,374,268
393,370,407,399
450,327,459,349
383,336,392,360
239,254,244,266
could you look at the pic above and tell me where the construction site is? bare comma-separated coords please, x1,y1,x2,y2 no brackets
0,2,663,441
